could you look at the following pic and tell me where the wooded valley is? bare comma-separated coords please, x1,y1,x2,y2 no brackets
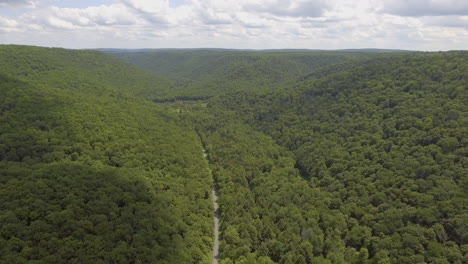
0,45,466,264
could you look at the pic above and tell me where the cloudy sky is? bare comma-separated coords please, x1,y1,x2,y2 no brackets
0,0,467,50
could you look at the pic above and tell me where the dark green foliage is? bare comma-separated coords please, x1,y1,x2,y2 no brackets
0,46,213,263
205,51,468,263
188,110,339,264
1,162,173,263
0,45,174,99
2,44,467,264
111,50,365,100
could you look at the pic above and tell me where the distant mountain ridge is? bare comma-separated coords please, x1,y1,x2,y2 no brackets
104,49,376,99
95,47,414,53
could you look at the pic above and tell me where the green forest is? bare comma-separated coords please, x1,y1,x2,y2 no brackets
0,46,213,263
0,45,466,264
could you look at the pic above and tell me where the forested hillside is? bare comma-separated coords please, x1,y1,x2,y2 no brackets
205,52,468,263
0,45,175,100
1,45,466,264
188,108,346,264
110,50,366,100
0,45,213,263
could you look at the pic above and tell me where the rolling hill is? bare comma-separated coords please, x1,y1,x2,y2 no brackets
0,45,466,264
108,50,371,100
0,45,213,263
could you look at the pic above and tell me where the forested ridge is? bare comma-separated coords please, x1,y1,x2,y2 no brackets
111,50,367,100
0,45,213,263
0,45,175,100
204,52,468,263
0,45,467,263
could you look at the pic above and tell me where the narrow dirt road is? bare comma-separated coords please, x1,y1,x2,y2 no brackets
211,187,219,264
203,148,219,264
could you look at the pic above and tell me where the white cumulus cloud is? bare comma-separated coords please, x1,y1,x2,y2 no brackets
0,0,466,50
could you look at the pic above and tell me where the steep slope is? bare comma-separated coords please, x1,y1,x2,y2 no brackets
205,51,468,263
0,45,174,100
0,46,213,263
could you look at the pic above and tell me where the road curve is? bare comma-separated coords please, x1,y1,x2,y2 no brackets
203,148,219,264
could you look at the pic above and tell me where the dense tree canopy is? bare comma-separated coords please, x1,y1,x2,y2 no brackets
1,45,466,263
204,51,468,263
0,46,213,263
111,50,367,100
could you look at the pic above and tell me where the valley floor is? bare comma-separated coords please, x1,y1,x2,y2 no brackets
203,147,219,264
